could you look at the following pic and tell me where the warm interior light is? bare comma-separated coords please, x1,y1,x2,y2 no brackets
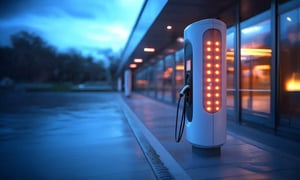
129,64,137,68
241,48,271,57
144,47,155,52
286,73,300,92
134,58,143,63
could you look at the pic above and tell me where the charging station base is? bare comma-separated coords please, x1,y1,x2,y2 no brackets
192,146,221,157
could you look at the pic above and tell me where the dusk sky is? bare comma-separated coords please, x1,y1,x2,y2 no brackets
0,0,145,61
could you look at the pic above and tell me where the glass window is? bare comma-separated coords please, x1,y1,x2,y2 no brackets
175,49,184,99
226,27,235,112
148,66,156,98
135,69,148,93
279,6,300,127
164,54,175,103
240,11,272,122
155,59,164,100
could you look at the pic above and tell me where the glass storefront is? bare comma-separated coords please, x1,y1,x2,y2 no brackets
240,12,271,123
131,0,300,139
226,28,235,118
164,54,175,103
279,4,300,129
175,49,185,99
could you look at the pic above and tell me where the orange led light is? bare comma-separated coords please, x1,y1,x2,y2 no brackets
203,29,222,113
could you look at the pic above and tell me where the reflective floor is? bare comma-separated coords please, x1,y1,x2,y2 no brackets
1,91,300,179
125,93,300,179
0,92,155,179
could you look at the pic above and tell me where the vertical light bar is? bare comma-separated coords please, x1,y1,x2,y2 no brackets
203,29,222,113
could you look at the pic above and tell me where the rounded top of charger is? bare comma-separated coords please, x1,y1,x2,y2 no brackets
184,19,226,32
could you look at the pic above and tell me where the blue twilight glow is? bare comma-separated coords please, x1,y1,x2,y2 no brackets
0,0,144,60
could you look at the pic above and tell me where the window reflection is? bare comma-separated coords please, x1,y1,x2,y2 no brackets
240,14,271,117
156,60,164,100
226,28,235,111
279,6,300,120
164,55,175,103
175,49,184,99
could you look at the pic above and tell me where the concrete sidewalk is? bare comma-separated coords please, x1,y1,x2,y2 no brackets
123,93,300,179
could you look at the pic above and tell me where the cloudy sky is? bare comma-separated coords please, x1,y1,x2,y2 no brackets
0,0,145,60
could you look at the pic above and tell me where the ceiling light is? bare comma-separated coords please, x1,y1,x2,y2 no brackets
144,47,155,52
134,58,143,63
129,64,137,68
177,37,184,43
166,25,172,30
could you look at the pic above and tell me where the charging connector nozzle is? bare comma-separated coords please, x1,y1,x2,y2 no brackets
179,85,190,97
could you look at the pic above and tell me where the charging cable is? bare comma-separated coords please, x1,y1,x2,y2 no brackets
175,85,190,142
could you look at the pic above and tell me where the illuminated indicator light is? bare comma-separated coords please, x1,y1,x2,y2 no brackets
203,29,222,113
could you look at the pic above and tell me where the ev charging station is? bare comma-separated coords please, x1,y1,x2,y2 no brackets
124,70,132,97
175,19,227,149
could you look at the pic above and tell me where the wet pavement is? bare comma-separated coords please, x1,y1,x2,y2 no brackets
0,92,155,179
1,91,300,179
124,93,300,179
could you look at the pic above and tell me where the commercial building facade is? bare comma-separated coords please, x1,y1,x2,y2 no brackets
118,0,300,140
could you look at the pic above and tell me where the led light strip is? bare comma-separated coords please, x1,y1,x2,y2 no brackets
203,29,222,113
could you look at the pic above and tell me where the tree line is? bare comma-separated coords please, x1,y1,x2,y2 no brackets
0,31,118,84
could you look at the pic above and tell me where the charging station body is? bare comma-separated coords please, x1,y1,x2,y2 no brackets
184,19,227,148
